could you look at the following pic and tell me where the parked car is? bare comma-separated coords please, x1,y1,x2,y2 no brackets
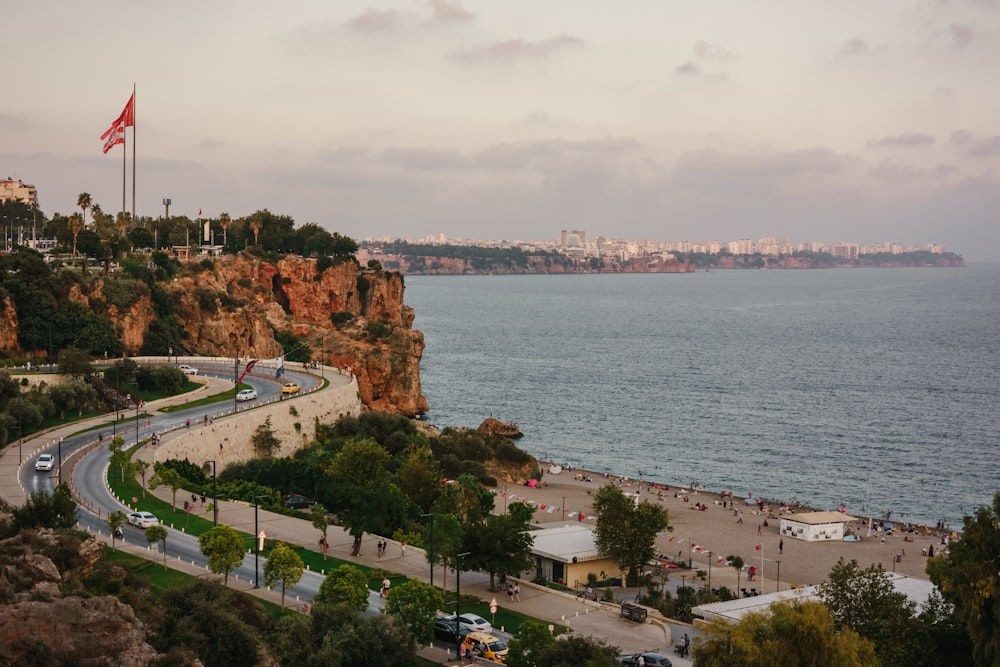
433,617,471,642
34,454,55,471
619,653,673,667
462,632,508,662
456,613,492,634
178,364,199,375
282,494,314,509
281,382,300,394
236,388,258,402
127,511,160,528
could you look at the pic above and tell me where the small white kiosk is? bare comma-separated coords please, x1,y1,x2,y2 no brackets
779,511,856,542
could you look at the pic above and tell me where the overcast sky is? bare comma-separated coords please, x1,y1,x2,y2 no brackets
3,1,998,258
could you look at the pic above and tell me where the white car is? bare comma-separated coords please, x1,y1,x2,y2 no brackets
34,454,55,471
236,388,258,402
456,613,492,634
178,364,199,375
127,511,160,528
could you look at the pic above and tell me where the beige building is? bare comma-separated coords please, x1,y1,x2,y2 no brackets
0,179,38,207
779,511,857,542
523,523,623,589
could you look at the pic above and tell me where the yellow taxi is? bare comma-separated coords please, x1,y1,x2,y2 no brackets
462,632,508,663
281,382,300,395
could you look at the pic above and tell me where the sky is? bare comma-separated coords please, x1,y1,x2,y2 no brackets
3,1,999,258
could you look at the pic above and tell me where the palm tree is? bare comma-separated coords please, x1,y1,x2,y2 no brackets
116,212,131,254
90,203,104,228
219,212,231,247
250,219,262,247
77,193,92,228
69,213,83,258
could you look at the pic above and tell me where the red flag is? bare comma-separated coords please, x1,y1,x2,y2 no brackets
238,359,259,383
755,544,762,550
102,125,125,154
198,208,203,216
668,535,676,543
100,94,135,152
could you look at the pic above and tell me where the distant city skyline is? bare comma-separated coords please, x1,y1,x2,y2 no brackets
3,2,998,260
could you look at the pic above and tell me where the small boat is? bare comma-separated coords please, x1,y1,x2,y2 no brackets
478,418,523,438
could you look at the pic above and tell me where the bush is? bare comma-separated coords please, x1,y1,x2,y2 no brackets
158,458,209,485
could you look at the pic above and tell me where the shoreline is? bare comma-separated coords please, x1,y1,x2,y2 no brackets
497,463,950,590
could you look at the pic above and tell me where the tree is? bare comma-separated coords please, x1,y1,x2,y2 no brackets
145,524,169,570
928,491,1000,667
12,483,77,530
534,634,619,667
108,436,130,483
219,212,231,247
251,416,281,457
311,504,330,559
133,459,150,498
322,438,408,556
107,510,127,552
198,525,246,586
69,213,83,258
728,554,745,595
506,619,558,667
315,563,370,611
424,512,463,592
150,466,184,512
463,501,534,592
48,379,97,419
593,484,669,585
77,192,92,228
264,542,305,609
693,600,877,666
384,580,444,643
820,558,932,667
57,346,93,379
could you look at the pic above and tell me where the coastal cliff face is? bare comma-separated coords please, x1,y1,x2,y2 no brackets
379,254,696,275
55,255,427,416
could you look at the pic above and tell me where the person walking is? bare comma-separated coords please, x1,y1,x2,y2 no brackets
513,583,520,602
779,539,784,554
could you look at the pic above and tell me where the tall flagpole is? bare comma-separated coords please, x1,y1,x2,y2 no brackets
122,119,127,214
131,83,136,223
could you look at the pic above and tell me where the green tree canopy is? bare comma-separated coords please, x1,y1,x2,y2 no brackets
263,542,305,609
928,491,1000,667
463,501,534,592
198,525,246,586
314,563,370,611
593,484,669,585
506,619,558,667
145,524,169,571
384,579,444,644
693,600,877,667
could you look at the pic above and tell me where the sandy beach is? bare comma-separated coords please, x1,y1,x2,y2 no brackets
499,466,945,592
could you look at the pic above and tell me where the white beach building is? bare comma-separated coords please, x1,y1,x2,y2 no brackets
779,510,857,542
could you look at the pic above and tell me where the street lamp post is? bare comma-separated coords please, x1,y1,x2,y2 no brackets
455,552,471,657
420,512,435,588
707,551,712,592
254,494,267,588
57,438,63,485
207,460,218,525
776,560,781,593
561,496,566,521
135,398,141,446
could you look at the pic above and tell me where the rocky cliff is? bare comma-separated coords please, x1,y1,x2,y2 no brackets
61,254,427,416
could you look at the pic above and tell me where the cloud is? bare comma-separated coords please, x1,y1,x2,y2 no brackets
345,8,409,33
449,33,584,63
839,36,868,56
950,130,1000,156
948,23,976,48
867,133,935,148
693,40,738,63
426,0,474,23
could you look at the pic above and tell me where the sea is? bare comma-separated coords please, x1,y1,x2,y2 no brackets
404,266,1000,530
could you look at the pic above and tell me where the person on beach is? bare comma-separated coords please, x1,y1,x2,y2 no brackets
779,539,784,554
738,511,744,524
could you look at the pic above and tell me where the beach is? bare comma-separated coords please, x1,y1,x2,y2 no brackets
501,466,945,591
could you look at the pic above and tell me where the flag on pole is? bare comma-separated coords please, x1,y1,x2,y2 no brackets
100,93,135,152
198,208,203,216
755,544,762,551
275,355,285,379
238,359,259,383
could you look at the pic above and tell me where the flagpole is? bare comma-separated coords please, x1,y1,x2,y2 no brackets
760,544,765,594
131,83,136,223
122,122,127,215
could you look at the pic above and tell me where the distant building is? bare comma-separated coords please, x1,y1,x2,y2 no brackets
523,523,623,588
0,178,38,207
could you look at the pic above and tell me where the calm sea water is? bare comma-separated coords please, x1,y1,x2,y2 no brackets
405,266,1000,529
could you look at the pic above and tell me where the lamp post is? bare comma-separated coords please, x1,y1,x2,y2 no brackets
707,551,712,592
207,460,218,525
455,552,471,657
776,560,781,592
420,512,435,588
135,398,141,446
561,496,566,522
57,438,63,485
254,494,267,588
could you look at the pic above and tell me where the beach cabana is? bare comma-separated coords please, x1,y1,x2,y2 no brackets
779,511,856,542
